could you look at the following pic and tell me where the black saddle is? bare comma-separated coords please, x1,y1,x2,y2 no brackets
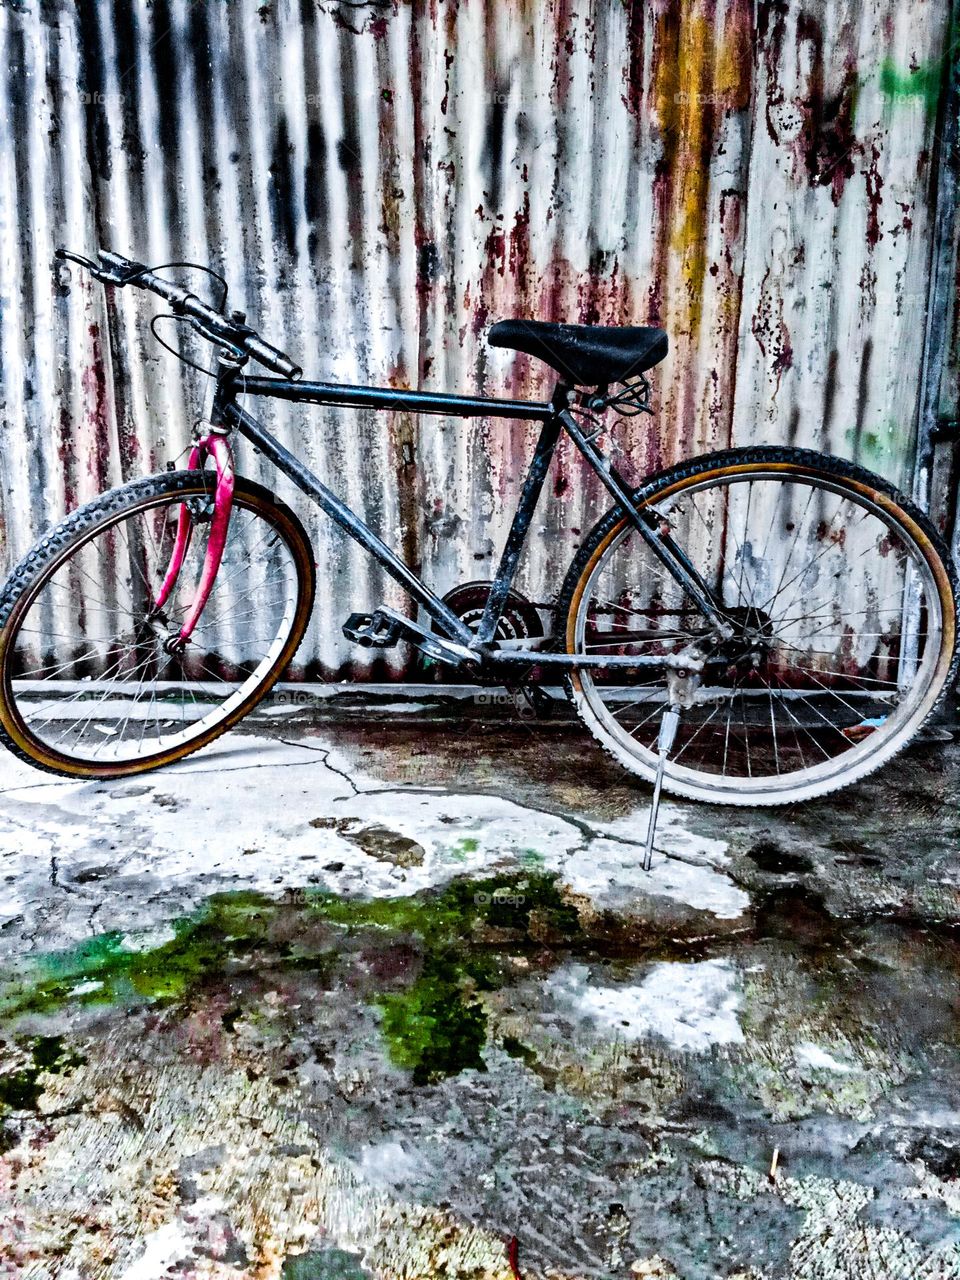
488,319,668,388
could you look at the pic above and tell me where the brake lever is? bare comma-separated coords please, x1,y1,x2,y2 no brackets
57,251,133,288
55,248,120,284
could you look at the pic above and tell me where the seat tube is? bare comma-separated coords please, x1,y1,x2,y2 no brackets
475,411,564,645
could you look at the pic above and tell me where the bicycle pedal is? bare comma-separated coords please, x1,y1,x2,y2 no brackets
344,605,476,667
342,610,403,649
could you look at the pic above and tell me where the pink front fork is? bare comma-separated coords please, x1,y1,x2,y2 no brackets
154,429,235,647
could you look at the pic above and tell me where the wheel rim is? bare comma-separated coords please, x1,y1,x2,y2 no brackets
1,485,305,770
568,467,952,800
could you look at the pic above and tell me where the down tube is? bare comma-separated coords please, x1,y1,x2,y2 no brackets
225,403,474,646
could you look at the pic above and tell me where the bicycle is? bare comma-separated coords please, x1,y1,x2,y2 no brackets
0,246,955,806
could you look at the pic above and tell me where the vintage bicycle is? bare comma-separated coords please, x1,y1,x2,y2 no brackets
0,248,955,807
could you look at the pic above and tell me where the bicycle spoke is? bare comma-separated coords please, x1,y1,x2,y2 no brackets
4,489,303,768
569,468,946,796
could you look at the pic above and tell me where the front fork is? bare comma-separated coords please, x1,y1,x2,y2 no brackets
152,354,241,651
152,428,235,651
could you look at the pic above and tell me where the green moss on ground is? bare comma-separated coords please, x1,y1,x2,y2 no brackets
0,1035,85,1115
0,872,582,1086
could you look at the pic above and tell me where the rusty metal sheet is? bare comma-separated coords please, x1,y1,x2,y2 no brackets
0,0,954,676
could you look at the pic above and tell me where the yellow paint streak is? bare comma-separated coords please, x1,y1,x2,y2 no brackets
654,1,753,341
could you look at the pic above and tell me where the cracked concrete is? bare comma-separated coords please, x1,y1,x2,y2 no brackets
0,711,959,1279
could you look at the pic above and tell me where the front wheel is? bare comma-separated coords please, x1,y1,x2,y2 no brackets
0,471,316,778
559,447,958,805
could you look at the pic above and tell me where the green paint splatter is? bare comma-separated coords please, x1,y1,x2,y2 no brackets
0,896,279,1017
378,952,493,1084
303,870,578,943
845,427,887,464
442,836,480,862
879,57,944,115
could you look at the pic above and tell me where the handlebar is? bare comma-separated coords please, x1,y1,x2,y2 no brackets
56,247,303,381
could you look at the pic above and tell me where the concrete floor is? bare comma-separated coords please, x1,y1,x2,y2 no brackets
1,700,960,1279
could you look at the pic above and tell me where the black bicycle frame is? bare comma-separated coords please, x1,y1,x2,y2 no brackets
215,366,728,670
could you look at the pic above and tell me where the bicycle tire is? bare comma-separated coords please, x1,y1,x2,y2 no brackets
0,470,316,779
558,446,958,805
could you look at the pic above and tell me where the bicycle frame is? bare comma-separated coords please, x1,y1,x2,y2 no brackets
168,353,731,671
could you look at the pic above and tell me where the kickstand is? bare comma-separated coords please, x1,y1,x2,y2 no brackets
518,683,555,719
643,704,681,872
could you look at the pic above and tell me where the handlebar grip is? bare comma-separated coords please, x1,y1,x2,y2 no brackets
244,335,302,380
56,248,141,284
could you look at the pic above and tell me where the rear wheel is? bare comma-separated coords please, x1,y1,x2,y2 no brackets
559,447,957,805
0,471,315,778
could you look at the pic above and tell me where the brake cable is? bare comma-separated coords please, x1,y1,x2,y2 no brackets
149,312,244,378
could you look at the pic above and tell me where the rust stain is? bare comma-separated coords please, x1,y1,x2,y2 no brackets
751,266,794,396
794,15,862,205
864,140,884,247
650,0,754,459
622,0,647,119
80,322,113,495
0,0,950,674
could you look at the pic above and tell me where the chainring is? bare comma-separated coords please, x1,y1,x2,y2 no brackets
432,581,545,641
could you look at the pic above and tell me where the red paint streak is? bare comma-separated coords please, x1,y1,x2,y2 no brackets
507,1235,522,1280
795,16,861,204
549,0,575,108
485,224,507,277
508,192,531,296
758,0,788,146
81,322,113,493
331,8,388,38
751,267,793,395
707,184,748,446
622,0,646,118
815,519,846,547
471,296,489,340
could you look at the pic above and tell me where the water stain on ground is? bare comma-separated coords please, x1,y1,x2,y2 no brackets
2,861,960,1273
309,816,426,867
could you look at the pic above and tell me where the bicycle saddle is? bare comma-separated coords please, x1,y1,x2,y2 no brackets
488,319,668,387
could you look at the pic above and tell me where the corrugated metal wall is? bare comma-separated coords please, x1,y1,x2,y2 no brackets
0,0,955,677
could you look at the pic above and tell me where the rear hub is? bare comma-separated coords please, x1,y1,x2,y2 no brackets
718,604,776,671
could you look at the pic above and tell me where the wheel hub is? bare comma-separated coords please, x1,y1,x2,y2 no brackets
718,605,775,667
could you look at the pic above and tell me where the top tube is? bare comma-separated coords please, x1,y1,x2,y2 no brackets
237,376,556,422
